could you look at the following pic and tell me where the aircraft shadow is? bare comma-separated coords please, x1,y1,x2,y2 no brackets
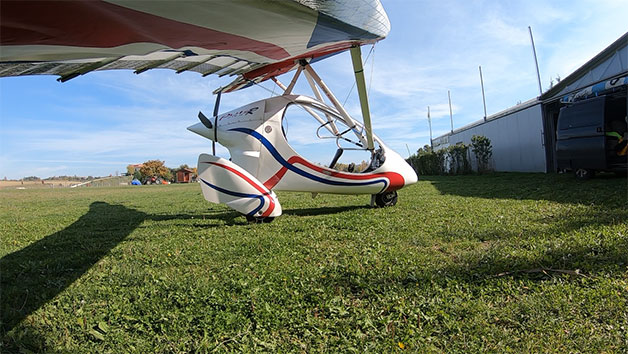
0,202,252,351
282,205,369,217
0,202,147,335
149,210,247,227
0,201,253,336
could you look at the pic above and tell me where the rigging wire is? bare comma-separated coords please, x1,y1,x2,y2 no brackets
342,44,376,106
246,78,365,150
270,81,276,97
368,43,376,97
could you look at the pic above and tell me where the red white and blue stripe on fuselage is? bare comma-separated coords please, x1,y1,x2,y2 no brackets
229,127,405,193
200,161,276,217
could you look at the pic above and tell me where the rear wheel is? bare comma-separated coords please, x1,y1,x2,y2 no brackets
245,215,274,224
574,168,595,180
374,191,398,207
614,171,628,178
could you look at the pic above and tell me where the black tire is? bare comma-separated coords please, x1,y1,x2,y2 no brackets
245,215,274,224
574,168,595,180
615,170,628,178
374,191,398,207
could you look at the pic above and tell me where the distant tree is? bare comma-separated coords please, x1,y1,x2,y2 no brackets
133,170,142,181
139,160,170,180
417,144,433,155
163,169,173,182
126,164,135,176
332,162,348,171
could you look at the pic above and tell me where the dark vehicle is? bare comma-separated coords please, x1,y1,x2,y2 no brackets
556,92,627,179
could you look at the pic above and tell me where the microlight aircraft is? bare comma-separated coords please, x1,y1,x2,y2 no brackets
1,0,417,222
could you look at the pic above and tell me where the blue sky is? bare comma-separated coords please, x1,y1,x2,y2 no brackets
1,0,627,179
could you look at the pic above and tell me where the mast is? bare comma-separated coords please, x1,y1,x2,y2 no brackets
350,45,375,151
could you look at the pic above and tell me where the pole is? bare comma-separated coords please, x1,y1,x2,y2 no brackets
479,66,487,121
448,90,454,133
528,26,543,96
427,106,433,149
405,144,411,157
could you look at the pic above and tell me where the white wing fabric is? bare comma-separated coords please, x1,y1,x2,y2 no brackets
0,0,390,92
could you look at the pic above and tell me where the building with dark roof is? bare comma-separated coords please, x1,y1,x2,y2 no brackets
432,31,627,173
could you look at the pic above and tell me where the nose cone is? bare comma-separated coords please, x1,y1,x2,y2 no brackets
188,122,214,141
382,148,417,187
402,163,418,186
392,153,417,186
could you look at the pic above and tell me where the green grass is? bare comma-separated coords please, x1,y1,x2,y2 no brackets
1,173,627,353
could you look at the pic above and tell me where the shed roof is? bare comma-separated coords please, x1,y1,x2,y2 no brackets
541,31,628,102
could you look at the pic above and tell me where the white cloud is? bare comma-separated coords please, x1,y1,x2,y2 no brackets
481,16,530,47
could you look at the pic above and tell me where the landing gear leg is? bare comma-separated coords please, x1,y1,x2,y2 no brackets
372,191,398,208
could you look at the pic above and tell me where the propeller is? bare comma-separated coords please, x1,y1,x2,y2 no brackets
211,92,222,155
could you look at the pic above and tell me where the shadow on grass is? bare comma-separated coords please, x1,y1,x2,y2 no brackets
283,205,369,217
423,173,627,206
0,202,147,335
435,203,628,243
150,210,248,227
447,237,628,283
319,234,628,302
0,202,245,339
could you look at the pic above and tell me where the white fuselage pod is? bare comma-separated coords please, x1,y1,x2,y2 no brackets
188,95,417,216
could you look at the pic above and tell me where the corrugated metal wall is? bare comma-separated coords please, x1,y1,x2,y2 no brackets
444,104,547,172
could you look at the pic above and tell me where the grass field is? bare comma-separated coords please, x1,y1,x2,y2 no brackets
1,173,627,352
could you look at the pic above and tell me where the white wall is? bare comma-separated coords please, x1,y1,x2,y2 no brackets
444,104,547,172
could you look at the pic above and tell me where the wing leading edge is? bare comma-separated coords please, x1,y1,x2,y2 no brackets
0,0,390,92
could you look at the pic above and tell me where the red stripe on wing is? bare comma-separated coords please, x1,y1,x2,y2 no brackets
1,1,289,60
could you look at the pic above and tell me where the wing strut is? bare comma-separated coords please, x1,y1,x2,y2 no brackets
303,69,340,136
301,63,368,149
350,46,375,151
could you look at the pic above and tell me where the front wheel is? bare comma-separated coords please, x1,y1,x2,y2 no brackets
574,168,595,180
374,191,398,207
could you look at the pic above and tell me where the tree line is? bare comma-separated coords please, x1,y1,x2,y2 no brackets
406,135,493,176
126,160,197,184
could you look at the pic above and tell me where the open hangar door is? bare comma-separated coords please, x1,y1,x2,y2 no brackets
542,76,627,175
540,32,628,174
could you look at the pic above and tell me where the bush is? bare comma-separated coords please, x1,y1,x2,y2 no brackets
406,145,445,176
448,143,471,175
408,136,496,176
470,135,493,173
406,143,472,176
